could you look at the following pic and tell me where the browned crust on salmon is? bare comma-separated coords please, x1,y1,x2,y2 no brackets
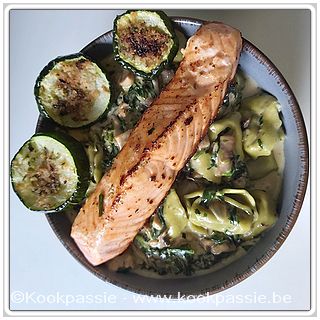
71,22,242,266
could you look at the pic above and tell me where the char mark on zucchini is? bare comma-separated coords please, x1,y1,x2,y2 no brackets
34,54,112,128
113,10,179,78
122,25,170,58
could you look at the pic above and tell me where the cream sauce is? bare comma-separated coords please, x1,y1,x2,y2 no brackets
242,73,261,98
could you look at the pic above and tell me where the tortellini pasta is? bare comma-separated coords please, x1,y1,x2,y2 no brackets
240,93,283,158
162,189,188,238
209,112,244,160
189,112,245,182
184,188,276,238
248,190,277,237
185,189,256,235
186,220,210,236
189,151,222,183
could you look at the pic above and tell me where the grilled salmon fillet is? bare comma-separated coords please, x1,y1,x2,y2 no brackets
71,22,242,266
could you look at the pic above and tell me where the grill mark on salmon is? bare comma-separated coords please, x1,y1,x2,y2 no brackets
71,22,242,266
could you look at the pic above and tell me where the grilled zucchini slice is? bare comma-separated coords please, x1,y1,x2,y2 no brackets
113,10,178,78
34,54,111,128
10,132,90,212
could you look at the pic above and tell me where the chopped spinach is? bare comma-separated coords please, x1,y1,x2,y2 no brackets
134,233,234,276
134,235,194,275
208,142,220,169
210,232,230,244
223,155,248,181
123,78,156,112
201,188,217,207
216,68,245,119
259,115,264,126
101,128,119,169
228,206,239,225
115,78,158,130
150,205,166,238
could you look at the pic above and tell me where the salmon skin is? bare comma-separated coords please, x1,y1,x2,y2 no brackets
71,22,242,266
